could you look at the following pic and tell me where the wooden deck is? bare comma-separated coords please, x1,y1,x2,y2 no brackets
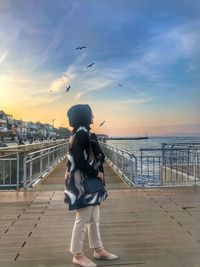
0,160,200,266
34,160,128,191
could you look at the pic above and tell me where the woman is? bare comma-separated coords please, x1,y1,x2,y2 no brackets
64,104,118,267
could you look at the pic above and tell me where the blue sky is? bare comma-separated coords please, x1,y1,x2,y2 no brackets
0,0,199,136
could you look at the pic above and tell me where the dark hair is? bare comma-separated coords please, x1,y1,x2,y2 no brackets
67,104,92,131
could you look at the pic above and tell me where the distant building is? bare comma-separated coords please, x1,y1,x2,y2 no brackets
0,111,15,141
0,111,11,133
43,124,54,138
0,110,69,141
13,120,23,134
96,134,108,142
28,122,39,135
0,119,7,133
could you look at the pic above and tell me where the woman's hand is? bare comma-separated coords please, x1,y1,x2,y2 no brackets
65,170,69,180
97,171,104,181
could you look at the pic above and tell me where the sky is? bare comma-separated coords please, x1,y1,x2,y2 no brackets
0,0,200,136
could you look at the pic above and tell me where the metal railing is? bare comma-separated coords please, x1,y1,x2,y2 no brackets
140,147,200,187
100,142,200,187
100,142,138,186
1,139,199,189
0,142,68,190
0,150,20,189
22,142,67,188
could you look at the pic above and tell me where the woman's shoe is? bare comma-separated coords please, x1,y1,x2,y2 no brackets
73,254,97,267
93,248,119,260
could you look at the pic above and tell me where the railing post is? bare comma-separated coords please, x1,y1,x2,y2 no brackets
162,143,165,165
23,156,27,188
187,149,190,181
30,155,33,185
129,155,133,184
135,156,138,186
16,152,20,190
52,147,55,163
47,149,50,168
2,160,5,185
193,150,196,185
118,150,121,172
122,152,124,173
40,151,43,176
140,151,143,187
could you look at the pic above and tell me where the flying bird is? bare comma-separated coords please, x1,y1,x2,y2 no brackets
99,121,105,127
75,46,87,50
87,63,95,68
66,85,71,92
118,83,122,87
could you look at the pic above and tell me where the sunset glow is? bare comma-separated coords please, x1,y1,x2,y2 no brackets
0,1,199,136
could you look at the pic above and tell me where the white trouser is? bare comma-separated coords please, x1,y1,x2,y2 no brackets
70,205,103,254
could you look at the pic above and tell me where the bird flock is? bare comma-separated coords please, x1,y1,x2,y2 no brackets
49,46,123,127
49,46,95,94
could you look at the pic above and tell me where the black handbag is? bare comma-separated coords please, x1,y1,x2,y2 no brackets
81,137,105,194
82,175,104,194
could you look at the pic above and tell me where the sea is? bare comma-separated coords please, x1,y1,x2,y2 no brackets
107,136,200,156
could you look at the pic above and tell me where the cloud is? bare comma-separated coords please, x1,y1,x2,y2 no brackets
148,25,199,61
75,78,113,99
50,66,76,92
114,96,155,106
0,51,8,64
0,0,11,9
69,22,200,99
35,2,78,68
0,70,63,108
75,92,82,100
22,94,61,107
110,21,200,85
100,21,200,100
22,24,42,35
49,51,87,93
90,95,155,109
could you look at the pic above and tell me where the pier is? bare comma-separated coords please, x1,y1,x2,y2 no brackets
107,136,149,140
96,135,149,142
1,159,200,266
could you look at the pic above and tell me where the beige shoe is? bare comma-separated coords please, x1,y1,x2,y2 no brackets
73,254,97,267
93,248,119,260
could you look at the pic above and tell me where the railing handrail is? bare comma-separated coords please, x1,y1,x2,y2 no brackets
26,142,68,157
100,142,137,159
140,147,199,152
0,151,19,160
0,139,67,150
0,149,20,153
162,142,200,146
0,157,19,161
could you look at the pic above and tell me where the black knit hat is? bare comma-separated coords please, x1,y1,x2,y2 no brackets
67,104,92,128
